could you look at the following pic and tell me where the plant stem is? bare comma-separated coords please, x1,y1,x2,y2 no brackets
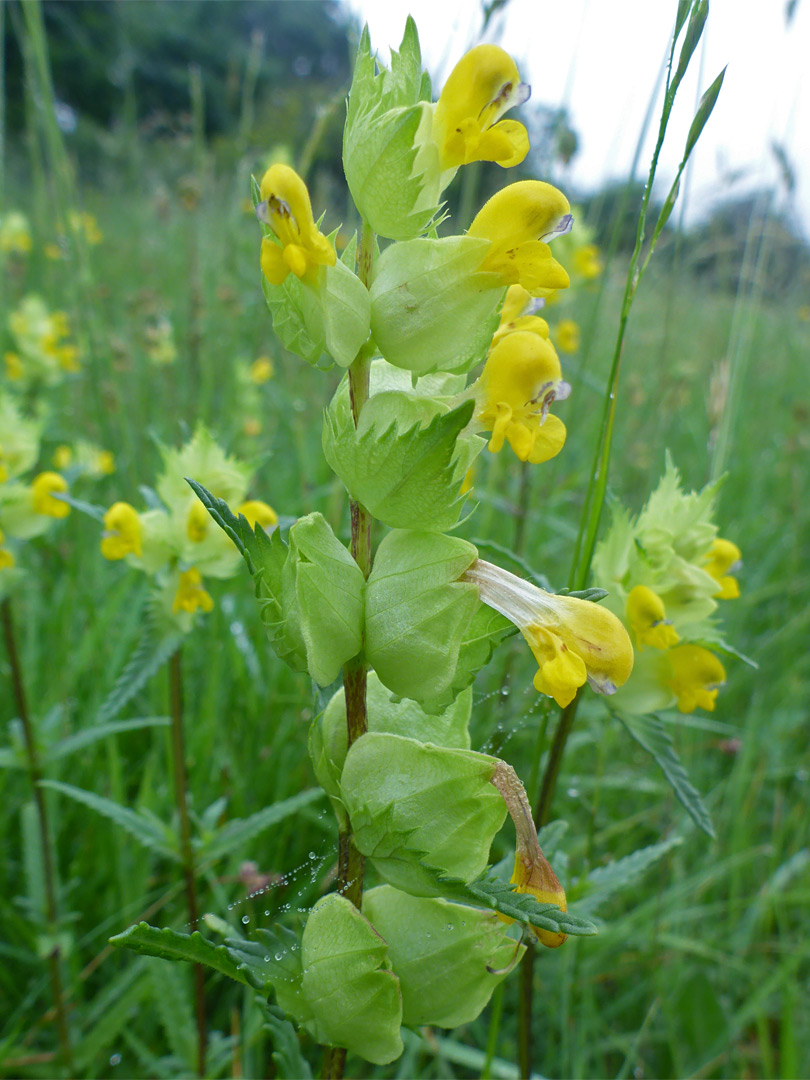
168,648,207,1077
324,220,376,1080
2,598,74,1074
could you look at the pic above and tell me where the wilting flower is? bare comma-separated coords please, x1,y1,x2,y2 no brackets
172,568,214,615
490,762,567,948
703,538,741,599
432,45,530,173
468,181,572,295
474,330,569,464
101,502,143,560
256,164,336,286
667,644,726,713
626,585,679,651
31,472,70,518
465,559,634,708
554,318,580,354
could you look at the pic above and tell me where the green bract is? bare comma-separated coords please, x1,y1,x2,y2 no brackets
281,513,365,686
363,885,523,1027
370,236,503,374
364,530,479,702
343,19,441,241
300,894,403,1065
309,672,473,817
261,241,370,370
340,732,507,895
322,382,481,531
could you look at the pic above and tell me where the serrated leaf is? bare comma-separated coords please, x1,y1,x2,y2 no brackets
109,922,253,987
615,711,715,837
41,781,178,859
419,865,598,938
259,1002,313,1080
570,837,683,918
45,717,170,763
261,268,330,369
200,788,323,862
225,925,309,1017
95,617,183,726
323,389,476,530
186,479,259,572
684,68,726,158
422,602,517,714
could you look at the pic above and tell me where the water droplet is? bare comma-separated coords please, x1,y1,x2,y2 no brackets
264,909,270,916
274,952,283,961
264,956,271,963
308,851,317,860
109,1053,122,1067
241,914,250,925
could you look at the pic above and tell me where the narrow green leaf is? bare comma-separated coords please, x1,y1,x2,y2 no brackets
186,478,258,572
615,711,715,837
45,717,171,763
671,0,708,94
95,620,183,726
259,1002,313,1080
684,67,726,158
40,781,178,858
571,837,683,917
110,922,255,987
201,788,323,862
674,0,693,38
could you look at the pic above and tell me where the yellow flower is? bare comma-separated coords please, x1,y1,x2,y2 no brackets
4,352,23,380
237,499,278,530
490,762,567,949
250,356,274,383
490,285,550,347
468,181,572,295
31,472,70,518
573,243,602,280
44,242,64,261
433,45,530,172
626,585,680,651
52,445,73,470
172,568,214,615
476,330,569,464
465,559,634,708
56,344,80,372
703,538,741,599
101,502,143,560
257,164,336,286
96,450,115,475
554,318,580,354
0,546,15,570
187,500,210,542
667,645,725,713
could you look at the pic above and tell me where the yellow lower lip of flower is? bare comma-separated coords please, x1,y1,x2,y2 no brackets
257,163,336,286
237,499,278,530
101,502,142,560
668,644,726,713
172,568,214,615
703,537,741,599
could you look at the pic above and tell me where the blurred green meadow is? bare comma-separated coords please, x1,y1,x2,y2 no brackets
2,2,809,1078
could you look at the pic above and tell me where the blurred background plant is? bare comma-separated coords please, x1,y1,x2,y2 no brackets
1,0,808,1077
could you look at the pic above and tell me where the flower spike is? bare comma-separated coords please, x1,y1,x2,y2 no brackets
465,559,634,708
433,45,530,172
257,164,336,286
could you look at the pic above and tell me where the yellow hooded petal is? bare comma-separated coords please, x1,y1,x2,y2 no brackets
434,45,530,170
101,502,143,560
703,538,741,599
626,584,680,651
31,472,70,518
257,163,336,285
667,645,725,713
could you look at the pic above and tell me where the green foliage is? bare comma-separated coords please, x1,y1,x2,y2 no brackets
340,732,507,895
369,236,503,374
300,894,403,1065
259,1003,313,1080
364,530,479,702
570,837,684,918
322,385,478,530
199,788,324,862
362,885,523,1028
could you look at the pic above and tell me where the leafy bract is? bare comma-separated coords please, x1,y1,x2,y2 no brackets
363,885,523,1028
322,384,479,530
340,732,506,896
370,236,503,375
422,602,517,714
365,530,479,703
309,673,472,823
343,18,440,240
300,894,403,1065
282,513,365,686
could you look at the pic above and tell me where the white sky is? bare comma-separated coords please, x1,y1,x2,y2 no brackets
345,0,810,234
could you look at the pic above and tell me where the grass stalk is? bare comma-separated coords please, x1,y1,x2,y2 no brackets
168,648,207,1077
2,597,74,1074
